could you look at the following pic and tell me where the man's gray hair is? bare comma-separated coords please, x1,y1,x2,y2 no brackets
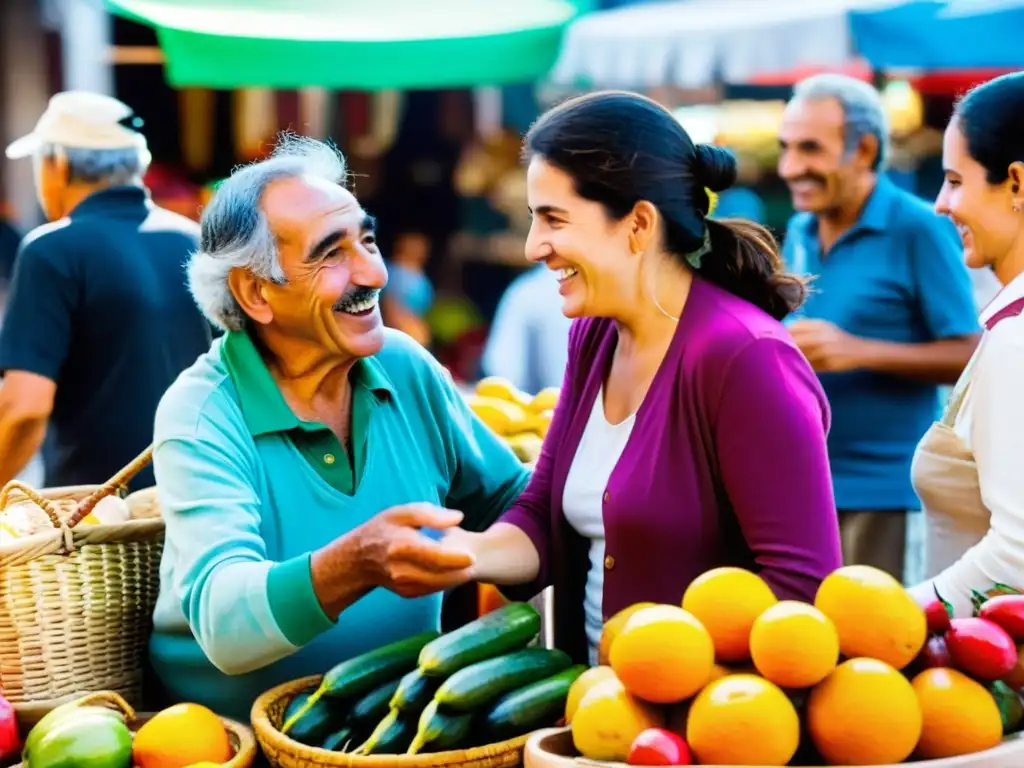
187,134,348,332
792,74,890,171
39,142,151,186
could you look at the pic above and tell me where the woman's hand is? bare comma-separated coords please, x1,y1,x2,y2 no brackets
441,522,541,587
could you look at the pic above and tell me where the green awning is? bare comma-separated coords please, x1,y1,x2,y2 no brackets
107,0,592,90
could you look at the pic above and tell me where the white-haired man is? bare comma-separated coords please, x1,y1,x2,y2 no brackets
0,91,211,490
147,135,529,722
779,74,980,579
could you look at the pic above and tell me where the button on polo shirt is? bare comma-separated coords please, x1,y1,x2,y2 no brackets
221,329,393,495
783,176,979,511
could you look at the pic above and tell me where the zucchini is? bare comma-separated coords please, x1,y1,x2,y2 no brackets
280,691,346,745
407,699,475,755
353,708,415,755
390,668,440,713
348,677,403,730
419,602,540,677
436,647,573,712
484,665,587,741
281,631,437,734
320,727,354,752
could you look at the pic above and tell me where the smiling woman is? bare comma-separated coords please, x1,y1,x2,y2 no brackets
444,91,842,666
909,72,1024,618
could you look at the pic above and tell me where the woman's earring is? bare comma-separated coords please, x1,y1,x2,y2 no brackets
1014,201,1022,213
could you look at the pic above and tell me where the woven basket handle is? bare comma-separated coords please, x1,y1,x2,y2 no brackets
0,480,62,527
66,444,155,529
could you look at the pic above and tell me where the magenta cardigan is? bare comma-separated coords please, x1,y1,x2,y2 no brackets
499,277,842,662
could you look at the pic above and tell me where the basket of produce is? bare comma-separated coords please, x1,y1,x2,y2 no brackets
0,446,164,722
465,377,557,466
519,565,1024,767
252,601,582,768
8,691,255,768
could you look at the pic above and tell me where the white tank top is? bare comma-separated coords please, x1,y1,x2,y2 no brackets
562,387,637,664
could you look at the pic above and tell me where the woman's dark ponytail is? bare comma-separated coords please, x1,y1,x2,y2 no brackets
688,144,808,322
700,218,807,322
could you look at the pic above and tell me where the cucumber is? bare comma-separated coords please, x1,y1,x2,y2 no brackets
353,708,415,755
484,665,587,741
280,691,346,745
407,700,475,755
436,648,573,712
281,631,437,734
347,677,403,730
390,668,440,713
320,727,354,752
419,602,540,677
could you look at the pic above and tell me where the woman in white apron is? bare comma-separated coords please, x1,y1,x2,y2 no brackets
910,72,1024,617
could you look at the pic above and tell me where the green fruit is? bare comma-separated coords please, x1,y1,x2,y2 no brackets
281,691,346,746
354,709,415,755
348,677,402,730
485,665,587,740
27,712,132,768
419,602,540,677
23,706,122,762
436,647,573,711
407,699,474,755
390,668,440,713
321,727,354,752
281,631,437,735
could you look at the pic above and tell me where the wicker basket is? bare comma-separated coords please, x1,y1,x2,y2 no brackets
524,727,1024,768
252,676,531,768
0,446,164,723
10,691,257,768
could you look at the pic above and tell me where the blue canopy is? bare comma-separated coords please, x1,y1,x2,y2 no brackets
850,0,1024,69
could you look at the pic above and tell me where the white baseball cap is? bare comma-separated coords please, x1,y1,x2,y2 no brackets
5,90,147,160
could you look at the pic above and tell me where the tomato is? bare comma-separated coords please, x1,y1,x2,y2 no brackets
627,728,692,766
980,595,1024,642
946,617,1017,681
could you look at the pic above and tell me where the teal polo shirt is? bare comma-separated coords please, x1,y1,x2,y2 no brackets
147,328,529,722
783,176,979,511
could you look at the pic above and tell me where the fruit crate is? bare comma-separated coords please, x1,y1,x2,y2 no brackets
524,727,1024,768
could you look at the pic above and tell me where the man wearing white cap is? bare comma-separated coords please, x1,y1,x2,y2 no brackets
0,91,212,490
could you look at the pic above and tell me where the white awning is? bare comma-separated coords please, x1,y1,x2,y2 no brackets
549,0,898,90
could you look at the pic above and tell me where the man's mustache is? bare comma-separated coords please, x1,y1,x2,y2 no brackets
333,286,380,311
788,175,827,186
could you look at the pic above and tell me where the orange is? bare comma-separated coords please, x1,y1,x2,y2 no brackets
912,667,1003,759
807,657,922,766
571,677,664,762
681,567,777,662
686,674,799,766
597,602,656,665
814,565,926,670
750,601,839,688
609,604,714,703
133,703,232,768
564,665,617,723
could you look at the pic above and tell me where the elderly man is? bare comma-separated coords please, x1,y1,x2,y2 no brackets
148,135,529,721
779,74,980,580
0,91,211,490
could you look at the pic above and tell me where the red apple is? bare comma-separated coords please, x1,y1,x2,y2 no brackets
946,617,1018,680
627,728,692,766
980,595,1024,642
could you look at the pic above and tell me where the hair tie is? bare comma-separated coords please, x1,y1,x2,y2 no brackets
685,228,712,270
705,188,719,217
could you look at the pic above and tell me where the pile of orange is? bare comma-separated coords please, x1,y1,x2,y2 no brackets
567,565,1009,767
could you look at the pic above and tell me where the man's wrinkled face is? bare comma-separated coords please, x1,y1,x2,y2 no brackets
778,97,863,215
260,175,388,360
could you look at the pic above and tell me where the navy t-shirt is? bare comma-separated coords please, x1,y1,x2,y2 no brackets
0,186,212,490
